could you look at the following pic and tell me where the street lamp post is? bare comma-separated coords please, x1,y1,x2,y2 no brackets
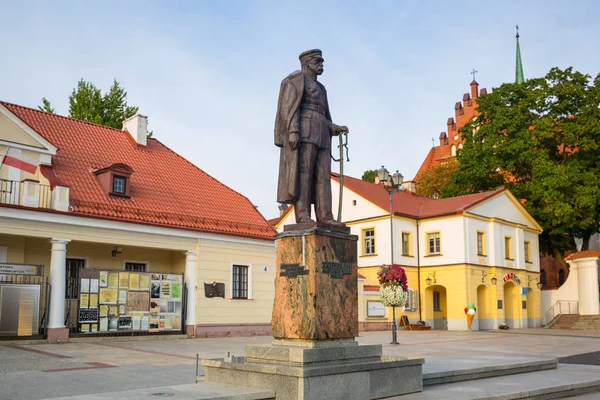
377,165,404,345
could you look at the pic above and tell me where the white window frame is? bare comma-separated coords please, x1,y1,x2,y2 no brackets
405,288,419,311
427,232,441,255
363,228,376,256
230,263,253,301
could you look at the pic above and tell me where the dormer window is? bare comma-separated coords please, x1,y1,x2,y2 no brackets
94,163,133,198
112,175,127,195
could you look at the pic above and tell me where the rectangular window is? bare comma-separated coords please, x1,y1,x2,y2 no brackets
405,289,418,311
112,175,126,194
504,236,513,259
232,265,248,299
402,232,411,256
497,300,503,309
477,231,486,256
125,262,147,272
363,228,375,255
524,241,531,263
433,291,441,311
65,258,85,299
427,232,441,255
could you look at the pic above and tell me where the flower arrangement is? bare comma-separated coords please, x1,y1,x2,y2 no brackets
499,323,509,330
377,264,409,307
377,264,408,290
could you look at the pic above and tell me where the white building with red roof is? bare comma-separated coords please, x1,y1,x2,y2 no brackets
0,101,276,342
274,174,543,331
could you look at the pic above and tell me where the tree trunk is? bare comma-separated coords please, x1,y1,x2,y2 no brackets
581,234,591,251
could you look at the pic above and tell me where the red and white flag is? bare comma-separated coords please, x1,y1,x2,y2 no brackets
1,148,39,174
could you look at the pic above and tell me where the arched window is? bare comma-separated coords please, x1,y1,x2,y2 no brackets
451,145,457,156
558,269,565,286
540,269,547,287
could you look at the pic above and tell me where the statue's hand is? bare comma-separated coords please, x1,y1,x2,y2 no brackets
336,125,349,134
289,132,300,150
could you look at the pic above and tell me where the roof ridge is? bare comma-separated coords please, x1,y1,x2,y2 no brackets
0,100,128,134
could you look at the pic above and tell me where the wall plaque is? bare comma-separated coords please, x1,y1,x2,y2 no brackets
204,282,225,298
279,263,308,278
321,262,352,278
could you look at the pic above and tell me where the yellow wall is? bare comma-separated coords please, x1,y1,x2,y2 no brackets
196,238,276,325
358,262,542,330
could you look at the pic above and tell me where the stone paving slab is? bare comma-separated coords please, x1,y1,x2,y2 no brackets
51,382,275,400
394,364,600,400
1,330,599,399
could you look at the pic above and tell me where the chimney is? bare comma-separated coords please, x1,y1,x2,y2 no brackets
470,80,479,100
123,114,148,146
480,88,488,96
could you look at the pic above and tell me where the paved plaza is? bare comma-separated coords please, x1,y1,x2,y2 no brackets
1,328,600,399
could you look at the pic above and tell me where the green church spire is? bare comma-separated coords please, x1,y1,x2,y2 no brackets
515,25,524,84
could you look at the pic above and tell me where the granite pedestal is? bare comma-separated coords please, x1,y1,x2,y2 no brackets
202,227,424,399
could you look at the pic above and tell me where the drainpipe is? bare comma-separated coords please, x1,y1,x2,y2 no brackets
417,202,423,323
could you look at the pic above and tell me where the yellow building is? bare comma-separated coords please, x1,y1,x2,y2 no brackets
276,174,543,331
0,101,276,342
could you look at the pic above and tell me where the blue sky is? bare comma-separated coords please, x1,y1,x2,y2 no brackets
2,0,599,219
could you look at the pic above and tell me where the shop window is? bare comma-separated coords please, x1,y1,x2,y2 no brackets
476,231,486,256
362,228,375,255
427,232,441,255
65,258,85,299
125,262,147,272
405,289,418,311
504,236,513,260
433,291,441,311
524,241,532,263
232,264,249,299
558,269,565,286
540,269,547,287
401,232,412,256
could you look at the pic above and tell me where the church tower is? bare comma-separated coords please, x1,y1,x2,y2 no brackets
515,25,525,84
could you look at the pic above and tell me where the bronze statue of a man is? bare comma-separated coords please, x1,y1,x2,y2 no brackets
274,49,349,226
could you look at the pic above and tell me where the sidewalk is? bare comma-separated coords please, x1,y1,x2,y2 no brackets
1,329,599,399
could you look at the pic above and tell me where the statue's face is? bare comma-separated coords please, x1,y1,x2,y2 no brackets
307,57,324,75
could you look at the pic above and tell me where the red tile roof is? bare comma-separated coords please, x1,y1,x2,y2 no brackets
564,250,600,261
363,285,380,292
332,173,504,219
357,273,366,279
412,145,454,183
1,101,276,240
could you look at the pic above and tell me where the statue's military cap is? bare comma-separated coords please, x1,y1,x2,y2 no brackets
299,49,323,62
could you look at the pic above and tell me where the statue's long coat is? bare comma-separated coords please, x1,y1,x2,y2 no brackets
274,71,333,204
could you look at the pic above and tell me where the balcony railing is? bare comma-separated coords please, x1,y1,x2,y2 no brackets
0,179,67,211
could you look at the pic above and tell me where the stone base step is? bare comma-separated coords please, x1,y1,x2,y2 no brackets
52,382,276,400
423,356,557,386
397,364,600,399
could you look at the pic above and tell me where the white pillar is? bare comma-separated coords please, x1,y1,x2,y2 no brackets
575,257,600,315
48,238,70,329
184,250,198,327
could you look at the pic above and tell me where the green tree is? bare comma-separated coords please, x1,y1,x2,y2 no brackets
416,159,458,198
444,67,600,259
37,97,55,113
361,169,377,183
69,79,139,129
